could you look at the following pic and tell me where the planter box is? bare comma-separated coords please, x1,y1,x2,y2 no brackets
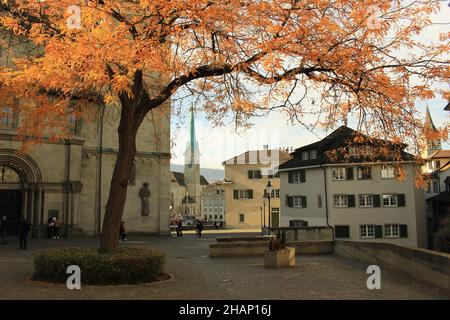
264,247,296,268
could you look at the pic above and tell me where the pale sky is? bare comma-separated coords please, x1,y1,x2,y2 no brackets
170,2,450,170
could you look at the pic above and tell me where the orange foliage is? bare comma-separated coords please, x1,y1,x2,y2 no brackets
0,0,447,150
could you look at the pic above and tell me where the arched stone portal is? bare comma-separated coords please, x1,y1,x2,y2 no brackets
0,149,43,235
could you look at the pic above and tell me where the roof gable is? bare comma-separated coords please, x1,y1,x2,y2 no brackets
280,126,414,170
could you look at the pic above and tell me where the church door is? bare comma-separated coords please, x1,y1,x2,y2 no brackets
0,190,22,235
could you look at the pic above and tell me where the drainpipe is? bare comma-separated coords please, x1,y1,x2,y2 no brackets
321,165,334,240
64,139,71,237
97,105,105,236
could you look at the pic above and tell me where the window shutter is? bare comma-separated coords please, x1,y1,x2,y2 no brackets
397,194,406,207
375,225,383,238
233,190,239,199
373,194,381,207
347,195,355,207
300,170,306,183
346,167,354,180
366,167,372,179
302,196,307,208
288,171,293,183
248,170,253,179
248,189,253,199
400,224,408,238
286,195,292,207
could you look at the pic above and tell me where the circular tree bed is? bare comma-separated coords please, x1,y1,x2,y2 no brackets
33,247,165,285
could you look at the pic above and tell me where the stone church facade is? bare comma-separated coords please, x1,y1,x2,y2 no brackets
0,101,171,237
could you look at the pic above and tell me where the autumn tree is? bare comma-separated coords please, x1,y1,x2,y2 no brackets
0,0,448,253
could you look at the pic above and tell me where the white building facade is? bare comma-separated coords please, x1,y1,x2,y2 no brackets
279,126,427,248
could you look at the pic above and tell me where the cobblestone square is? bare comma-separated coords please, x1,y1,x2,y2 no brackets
0,232,448,300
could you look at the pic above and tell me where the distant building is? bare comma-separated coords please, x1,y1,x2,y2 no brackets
426,162,450,237
422,106,447,174
420,107,450,246
170,107,209,221
222,147,292,229
278,126,427,248
201,182,225,223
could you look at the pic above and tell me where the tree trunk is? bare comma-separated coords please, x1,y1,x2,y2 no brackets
99,100,139,254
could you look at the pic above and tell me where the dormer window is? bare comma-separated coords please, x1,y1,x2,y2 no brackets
349,145,372,156
302,151,309,160
301,149,317,160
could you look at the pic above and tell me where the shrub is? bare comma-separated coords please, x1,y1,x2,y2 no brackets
433,224,450,254
34,247,165,285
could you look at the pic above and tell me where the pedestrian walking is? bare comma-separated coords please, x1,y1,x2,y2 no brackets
196,220,204,238
176,220,183,237
47,217,54,239
18,217,30,250
52,217,60,239
1,216,7,245
119,221,127,241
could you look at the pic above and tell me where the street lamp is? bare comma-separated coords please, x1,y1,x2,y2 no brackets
266,180,273,230
260,206,263,235
262,196,266,230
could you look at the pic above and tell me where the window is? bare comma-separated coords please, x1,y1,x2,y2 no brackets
384,224,400,238
0,107,16,129
359,194,373,208
310,149,317,159
289,220,308,227
381,165,396,179
302,151,309,160
349,146,358,156
290,196,307,208
271,189,280,198
239,213,245,223
335,226,350,239
349,146,372,156
357,166,371,180
334,195,348,208
360,225,375,238
289,170,305,183
248,170,262,179
383,194,397,207
233,189,253,199
332,168,346,180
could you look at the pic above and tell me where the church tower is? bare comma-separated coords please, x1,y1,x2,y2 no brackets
423,105,442,159
183,106,201,216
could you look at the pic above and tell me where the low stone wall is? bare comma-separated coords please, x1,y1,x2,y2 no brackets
266,226,333,242
209,240,334,257
216,236,274,243
335,240,450,291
